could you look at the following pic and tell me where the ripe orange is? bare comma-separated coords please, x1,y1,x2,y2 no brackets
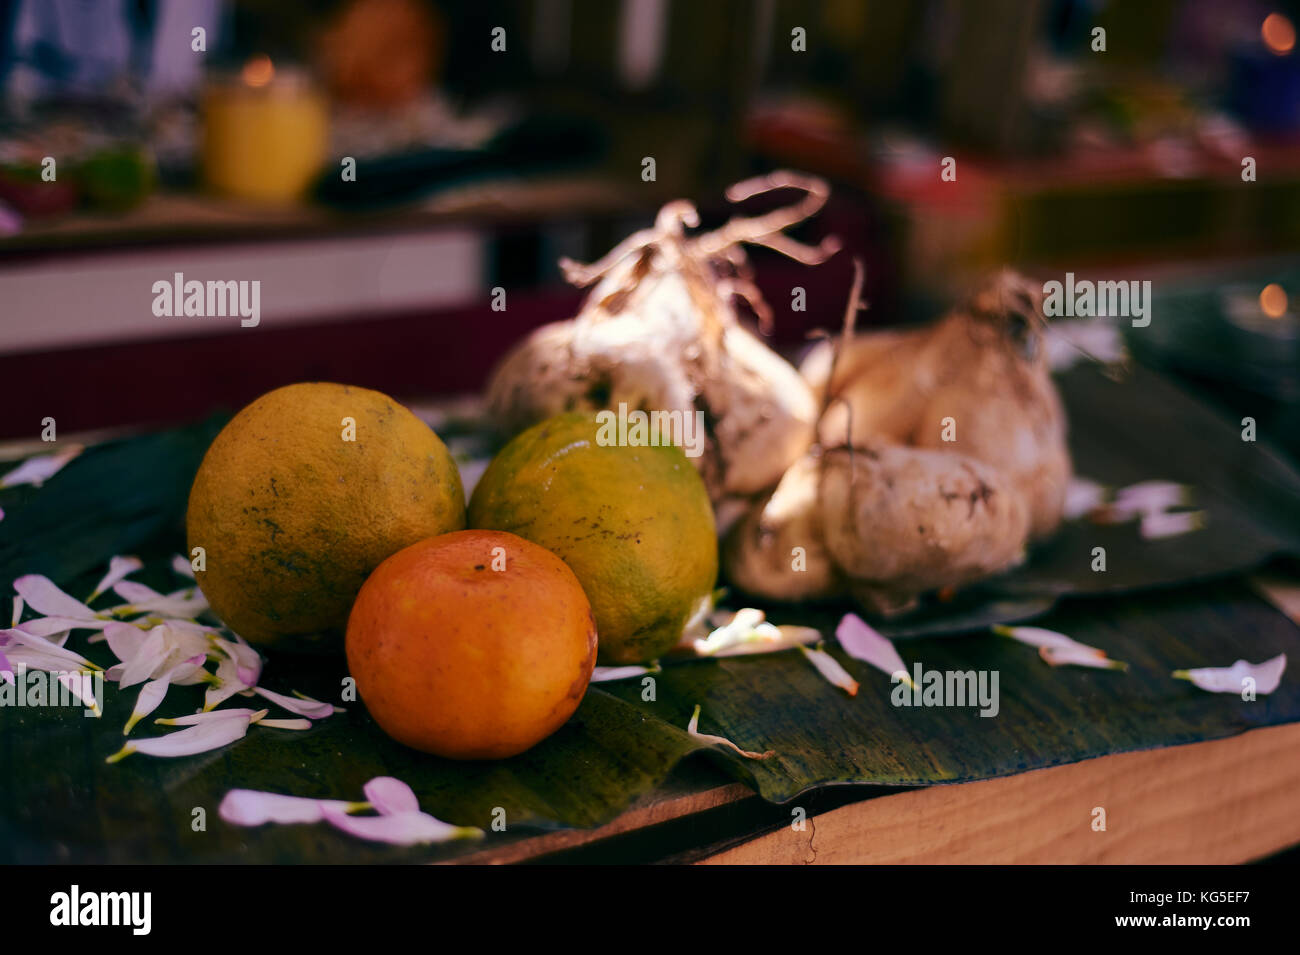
345,530,598,759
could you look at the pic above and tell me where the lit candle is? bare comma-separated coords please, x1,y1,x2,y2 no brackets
200,56,329,203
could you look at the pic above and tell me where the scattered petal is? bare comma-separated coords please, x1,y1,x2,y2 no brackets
799,645,859,696
0,446,82,489
686,704,774,760
590,663,660,682
10,596,22,627
111,581,208,619
89,556,143,603
18,615,109,637
219,789,355,826
693,608,821,657
0,628,101,671
172,554,196,579
14,575,97,620
363,776,420,815
1064,477,1108,520
320,805,481,846
1140,509,1206,540
209,633,262,688
158,708,267,726
252,685,337,719
1114,480,1190,517
1173,654,1286,695
1039,645,1129,670
255,718,313,731
107,712,253,762
56,671,102,716
836,613,915,688
994,625,1129,671
204,652,249,711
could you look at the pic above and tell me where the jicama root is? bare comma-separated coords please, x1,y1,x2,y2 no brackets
485,172,840,503
803,270,1071,539
818,444,1030,615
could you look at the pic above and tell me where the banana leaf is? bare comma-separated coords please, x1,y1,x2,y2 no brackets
1,366,1298,862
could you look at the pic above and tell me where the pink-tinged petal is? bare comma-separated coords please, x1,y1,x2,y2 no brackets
992,624,1079,651
1039,645,1129,670
1112,480,1189,517
158,708,265,726
204,653,248,711
18,615,109,637
686,704,774,760
1140,510,1206,540
0,628,100,670
799,646,859,696
320,806,481,846
117,627,169,688
590,664,659,682
1063,477,1108,520
836,613,914,687
111,581,208,619
106,713,253,762
0,648,12,684
256,718,312,730
0,446,82,489
252,685,337,719
10,595,22,627
123,657,203,734
1173,654,1286,695
103,621,147,662
209,634,262,688
14,575,96,620
363,777,419,815
57,671,102,716
219,789,354,826
88,556,143,602
104,663,125,682
692,609,820,658
995,625,1129,671
172,554,196,579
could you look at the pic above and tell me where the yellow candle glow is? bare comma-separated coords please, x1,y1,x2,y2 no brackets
201,58,328,204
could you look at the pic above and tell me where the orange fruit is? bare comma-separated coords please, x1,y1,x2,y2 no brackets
345,530,597,759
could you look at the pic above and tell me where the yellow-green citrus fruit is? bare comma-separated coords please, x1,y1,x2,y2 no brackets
186,382,465,647
468,412,717,664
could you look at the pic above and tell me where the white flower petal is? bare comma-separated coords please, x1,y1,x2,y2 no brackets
1039,645,1129,670
10,596,22,628
124,677,171,734
799,646,859,696
0,628,100,670
116,626,168,688
158,708,266,726
204,653,250,712
172,554,196,579
56,671,102,716
252,685,337,719
107,712,252,762
111,581,208,619
1173,654,1286,695
18,615,108,637
1113,480,1190,517
694,609,821,658
209,633,262,688
995,625,1129,671
255,718,313,731
219,789,354,826
1140,510,1206,540
590,664,659,682
1064,477,1108,520
320,806,481,846
88,556,143,602
13,575,97,620
0,446,82,489
836,613,914,687
363,776,420,815
686,704,774,760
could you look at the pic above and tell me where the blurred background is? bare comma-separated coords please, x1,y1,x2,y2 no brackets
0,0,1297,457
